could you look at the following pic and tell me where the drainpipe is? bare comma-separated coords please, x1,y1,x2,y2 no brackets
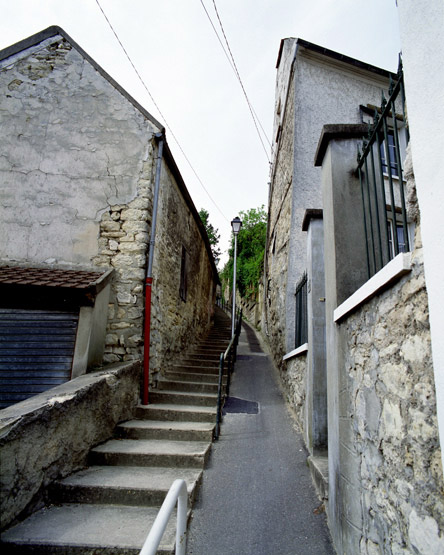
142,132,164,406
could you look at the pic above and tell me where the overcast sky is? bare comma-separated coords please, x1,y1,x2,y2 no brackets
1,0,401,266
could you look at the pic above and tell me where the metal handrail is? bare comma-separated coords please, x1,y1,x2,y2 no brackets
214,310,242,439
139,479,188,555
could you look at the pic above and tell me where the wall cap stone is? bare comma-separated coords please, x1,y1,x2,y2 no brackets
283,342,308,361
302,209,323,232
334,252,412,322
314,123,368,167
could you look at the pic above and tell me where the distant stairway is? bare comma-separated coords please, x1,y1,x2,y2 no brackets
1,307,231,554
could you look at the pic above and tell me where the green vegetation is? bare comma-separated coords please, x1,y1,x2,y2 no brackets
221,206,267,299
199,208,221,265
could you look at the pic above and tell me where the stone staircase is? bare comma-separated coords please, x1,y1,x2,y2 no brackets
1,308,231,554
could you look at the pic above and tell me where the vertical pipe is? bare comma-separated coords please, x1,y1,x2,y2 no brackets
358,164,371,279
375,131,391,262
142,134,164,406
369,142,384,270
231,233,238,337
363,153,377,274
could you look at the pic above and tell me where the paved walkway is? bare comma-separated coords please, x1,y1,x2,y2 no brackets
186,321,335,554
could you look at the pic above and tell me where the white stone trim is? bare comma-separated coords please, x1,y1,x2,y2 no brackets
334,252,412,322
283,343,308,361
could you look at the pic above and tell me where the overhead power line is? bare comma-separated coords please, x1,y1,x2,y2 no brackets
95,0,230,223
199,0,272,162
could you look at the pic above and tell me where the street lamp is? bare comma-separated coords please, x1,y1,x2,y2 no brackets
231,216,242,337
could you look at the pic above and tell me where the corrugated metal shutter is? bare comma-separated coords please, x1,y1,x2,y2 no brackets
0,309,79,409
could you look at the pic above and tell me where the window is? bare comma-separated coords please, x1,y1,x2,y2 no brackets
294,272,308,348
387,219,407,258
380,131,399,177
179,246,187,302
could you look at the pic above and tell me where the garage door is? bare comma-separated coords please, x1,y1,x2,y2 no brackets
0,308,79,409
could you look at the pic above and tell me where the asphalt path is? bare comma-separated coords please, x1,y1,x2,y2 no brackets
186,321,335,555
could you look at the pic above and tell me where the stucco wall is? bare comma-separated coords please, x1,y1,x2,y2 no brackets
0,31,218,376
397,0,444,476
0,36,156,267
0,362,140,530
266,40,393,370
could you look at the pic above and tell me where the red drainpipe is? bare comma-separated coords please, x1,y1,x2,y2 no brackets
142,134,164,405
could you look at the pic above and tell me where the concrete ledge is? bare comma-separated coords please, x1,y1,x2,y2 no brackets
0,361,141,530
308,455,329,501
334,252,412,322
283,343,308,361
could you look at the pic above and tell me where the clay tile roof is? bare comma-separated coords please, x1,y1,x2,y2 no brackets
0,266,107,290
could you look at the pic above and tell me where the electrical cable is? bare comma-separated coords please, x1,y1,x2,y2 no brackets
200,0,271,161
95,0,230,223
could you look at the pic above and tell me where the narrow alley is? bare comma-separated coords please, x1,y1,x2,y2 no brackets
186,321,334,555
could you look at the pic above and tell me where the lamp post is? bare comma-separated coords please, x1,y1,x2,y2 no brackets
231,216,242,337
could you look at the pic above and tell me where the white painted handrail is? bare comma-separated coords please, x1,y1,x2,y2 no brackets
139,479,188,555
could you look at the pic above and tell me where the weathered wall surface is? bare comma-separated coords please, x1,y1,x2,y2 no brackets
148,161,216,377
264,49,295,369
285,51,391,352
0,362,140,530
281,355,306,432
0,32,218,373
0,36,157,268
339,152,444,554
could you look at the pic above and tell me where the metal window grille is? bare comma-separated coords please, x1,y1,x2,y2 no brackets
357,59,410,279
294,272,308,348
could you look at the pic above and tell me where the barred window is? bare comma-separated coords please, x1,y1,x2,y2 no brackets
295,272,308,348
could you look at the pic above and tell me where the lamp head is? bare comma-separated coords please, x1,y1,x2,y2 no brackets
231,216,242,235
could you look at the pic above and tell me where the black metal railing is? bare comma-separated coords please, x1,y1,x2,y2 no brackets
294,272,308,348
214,309,242,440
357,60,410,279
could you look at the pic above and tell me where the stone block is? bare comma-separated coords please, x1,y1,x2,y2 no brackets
122,221,149,233
120,208,146,221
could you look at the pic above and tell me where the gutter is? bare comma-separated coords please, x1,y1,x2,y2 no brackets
142,133,164,405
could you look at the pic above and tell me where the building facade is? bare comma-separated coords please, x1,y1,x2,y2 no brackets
264,35,444,554
0,26,219,407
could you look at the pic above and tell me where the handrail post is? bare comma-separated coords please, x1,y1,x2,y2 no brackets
215,353,224,440
139,479,187,555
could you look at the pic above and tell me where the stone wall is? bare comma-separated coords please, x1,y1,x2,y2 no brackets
0,30,218,377
148,161,217,378
339,151,444,554
0,362,140,530
264,56,295,368
281,354,306,432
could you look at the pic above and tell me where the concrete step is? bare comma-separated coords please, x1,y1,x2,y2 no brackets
89,438,211,468
117,420,215,442
189,349,224,357
135,403,217,423
0,503,177,554
157,379,219,394
198,340,229,347
149,390,218,407
180,356,220,366
49,465,203,507
164,370,221,384
172,364,220,374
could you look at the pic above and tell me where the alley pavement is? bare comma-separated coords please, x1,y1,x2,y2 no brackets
186,320,335,555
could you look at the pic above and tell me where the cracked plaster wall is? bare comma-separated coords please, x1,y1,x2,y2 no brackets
0,36,156,268
0,35,217,369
